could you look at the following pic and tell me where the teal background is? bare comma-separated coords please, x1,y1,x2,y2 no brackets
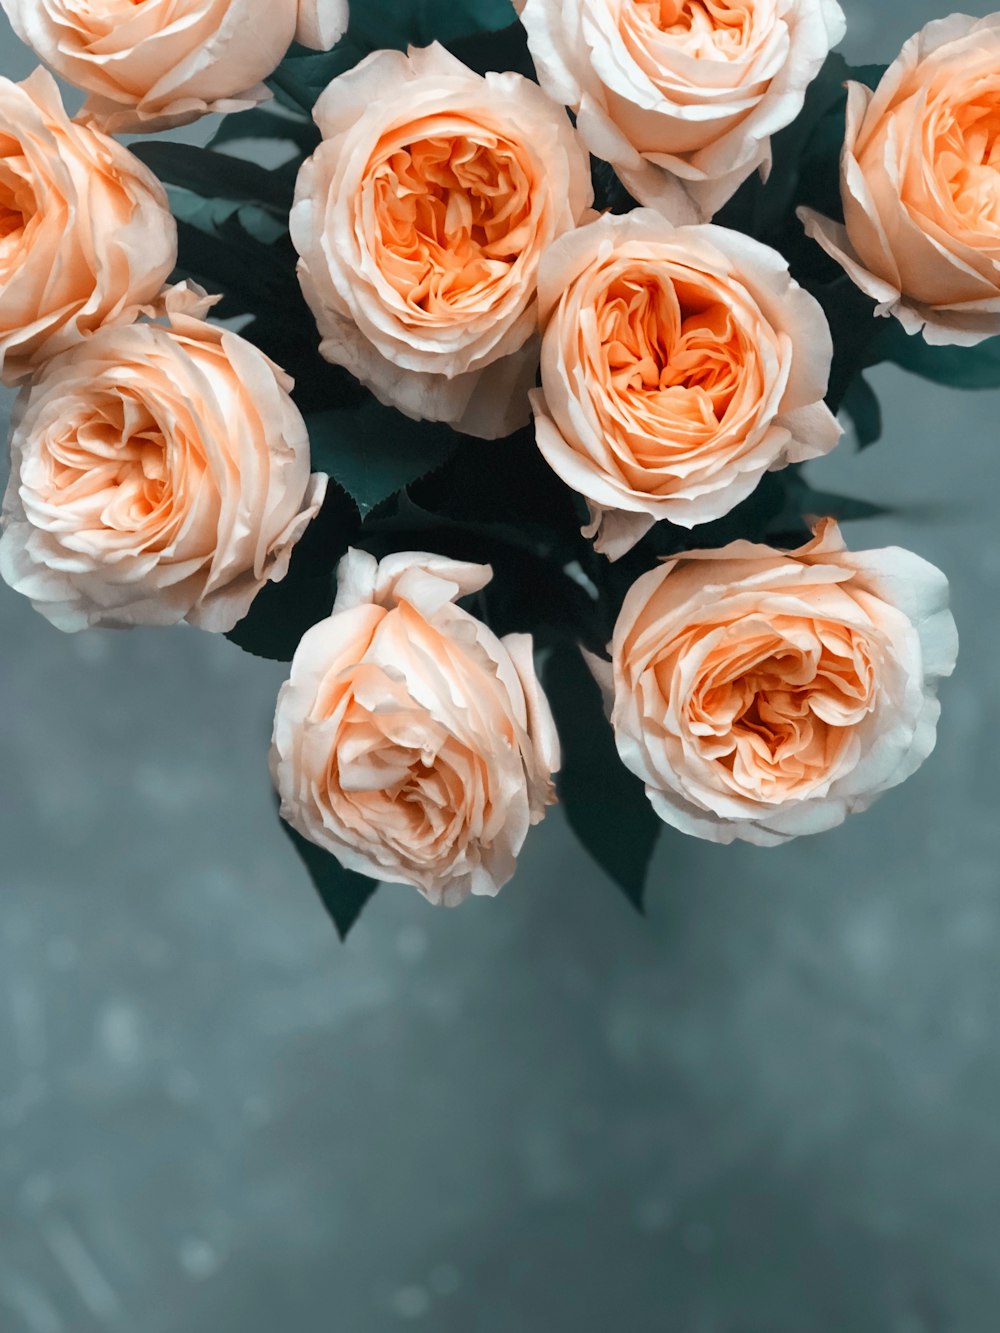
2,4,999,1329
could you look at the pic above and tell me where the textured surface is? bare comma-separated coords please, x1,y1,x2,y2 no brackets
2,6,1000,1331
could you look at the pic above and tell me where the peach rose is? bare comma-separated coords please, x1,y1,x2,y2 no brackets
290,43,593,440
0,287,327,633
271,549,560,905
531,209,841,559
519,0,846,220
610,519,958,844
1,0,349,132
0,69,176,384
800,14,1000,346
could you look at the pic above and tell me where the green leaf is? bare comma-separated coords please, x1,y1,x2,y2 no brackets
543,643,660,912
448,20,535,78
368,509,607,649
226,568,336,663
166,187,287,247
268,3,520,112
792,488,886,523
591,157,638,216
208,105,318,156
807,274,883,413
130,141,293,213
225,486,359,662
268,35,370,110
350,0,517,47
873,322,1000,389
677,471,787,552
171,218,292,318
752,52,852,231
409,427,581,536
840,374,882,448
848,63,888,92
281,816,379,940
306,398,461,518
241,315,367,416
769,468,888,537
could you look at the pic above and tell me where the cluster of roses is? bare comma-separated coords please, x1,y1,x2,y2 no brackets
3,0,992,907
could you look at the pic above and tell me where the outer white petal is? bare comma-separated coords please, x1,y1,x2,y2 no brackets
295,0,349,50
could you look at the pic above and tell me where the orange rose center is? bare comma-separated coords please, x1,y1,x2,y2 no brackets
0,139,34,258
44,393,181,546
593,268,754,455
331,691,475,858
673,615,876,798
315,604,511,866
630,0,753,52
66,0,154,35
366,121,534,320
935,92,1000,230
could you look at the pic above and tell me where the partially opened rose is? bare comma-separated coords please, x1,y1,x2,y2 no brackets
519,0,846,220
0,287,327,633
610,519,958,845
800,13,1000,346
0,69,176,384
271,550,560,905
1,0,349,132
531,209,841,559
291,43,593,439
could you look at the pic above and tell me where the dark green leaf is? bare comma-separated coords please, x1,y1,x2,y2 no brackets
792,488,887,522
769,468,888,537
241,315,367,416
478,546,605,647
208,105,319,155
679,472,787,551
225,487,358,661
447,20,535,77
872,321,1000,389
306,398,461,518
716,55,886,289
357,482,606,647
409,426,581,538
350,0,517,48
543,643,660,912
225,569,335,663
171,218,293,318
750,52,852,232
268,3,520,112
841,373,882,448
131,141,293,213
165,187,287,246
848,63,888,92
807,274,882,413
268,35,370,110
591,157,638,216
281,816,379,940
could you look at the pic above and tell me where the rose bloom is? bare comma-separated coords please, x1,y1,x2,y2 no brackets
610,519,958,845
1,0,348,132
0,69,176,384
271,550,560,905
800,14,1000,346
291,43,593,440
0,287,327,633
518,0,846,220
531,209,841,559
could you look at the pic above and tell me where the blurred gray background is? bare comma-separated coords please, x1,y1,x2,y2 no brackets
2,4,999,1330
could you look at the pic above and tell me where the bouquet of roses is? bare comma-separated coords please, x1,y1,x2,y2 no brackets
2,0,994,937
